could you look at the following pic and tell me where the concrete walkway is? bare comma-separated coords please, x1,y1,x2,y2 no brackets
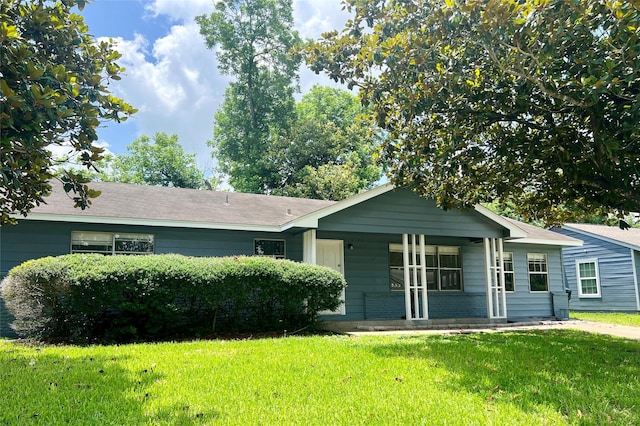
346,319,640,340
550,320,640,340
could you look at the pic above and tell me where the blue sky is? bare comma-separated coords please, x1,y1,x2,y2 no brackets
73,0,351,175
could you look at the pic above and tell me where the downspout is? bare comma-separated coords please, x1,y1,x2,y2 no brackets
555,248,563,317
555,248,571,319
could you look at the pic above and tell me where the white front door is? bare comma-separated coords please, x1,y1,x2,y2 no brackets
317,239,346,315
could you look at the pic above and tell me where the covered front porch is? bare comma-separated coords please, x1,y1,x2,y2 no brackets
286,185,571,323
303,228,512,323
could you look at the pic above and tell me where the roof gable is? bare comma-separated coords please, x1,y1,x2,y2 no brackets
285,184,527,239
282,184,395,229
307,187,516,238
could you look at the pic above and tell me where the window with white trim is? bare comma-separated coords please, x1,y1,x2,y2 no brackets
527,253,548,292
496,252,515,292
576,259,601,297
71,232,154,255
389,244,462,291
254,239,285,259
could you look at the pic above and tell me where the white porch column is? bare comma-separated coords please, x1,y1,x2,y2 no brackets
303,229,317,265
419,234,429,320
411,235,419,317
403,233,429,320
484,237,507,319
403,234,412,319
497,238,508,318
484,238,494,318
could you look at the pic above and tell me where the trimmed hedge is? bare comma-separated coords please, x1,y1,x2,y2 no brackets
0,254,346,342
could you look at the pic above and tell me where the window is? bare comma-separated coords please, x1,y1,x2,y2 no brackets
71,232,154,255
576,259,601,298
389,250,406,290
496,252,515,292
527,253,548,292
254,239,285,259
389,244,462,291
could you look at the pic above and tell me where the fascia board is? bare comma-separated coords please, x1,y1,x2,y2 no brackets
507,237,583,247
473,204,528,238
21,213,283,233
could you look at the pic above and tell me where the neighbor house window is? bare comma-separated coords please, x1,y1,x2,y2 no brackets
576,259,601,298
254,239,285,259
71,232,154,255
389,244,462,291
496,252,515,292
527,253,548,292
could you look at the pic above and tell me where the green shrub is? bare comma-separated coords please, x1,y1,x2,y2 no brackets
0,256,71,339
0,254,345,342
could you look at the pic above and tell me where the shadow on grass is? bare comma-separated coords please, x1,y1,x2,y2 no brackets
367,329,640,425
0,344,218,425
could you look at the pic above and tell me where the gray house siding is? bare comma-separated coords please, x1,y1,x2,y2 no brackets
635,251,640,305
0,221,303,276
503,244,568,318
318,189,506,238
1,221,71,277
554,228,639,312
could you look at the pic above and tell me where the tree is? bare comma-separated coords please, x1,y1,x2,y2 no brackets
304,0,640,224
269,85,383,200
1,0,136,225
101,133,208,189
196,0,301,193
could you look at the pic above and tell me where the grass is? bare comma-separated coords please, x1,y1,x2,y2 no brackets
2,330,639,425
571,311,640,327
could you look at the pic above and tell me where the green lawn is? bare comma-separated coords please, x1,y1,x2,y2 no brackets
2,331,639,425
571,312,640,327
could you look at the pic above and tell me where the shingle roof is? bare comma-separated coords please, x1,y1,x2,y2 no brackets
563,223,640,250
22,181,582,246
27,181,336,230
502,218,583,246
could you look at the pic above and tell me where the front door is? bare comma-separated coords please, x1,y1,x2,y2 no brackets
317,239,345,315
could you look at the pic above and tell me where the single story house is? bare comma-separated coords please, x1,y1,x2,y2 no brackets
552,224,640,312
1,181,581,336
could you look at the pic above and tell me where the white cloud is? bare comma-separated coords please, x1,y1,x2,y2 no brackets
98,0,353,174
100,21,228,166
293,0,353,95
145,0,214,22
48,140,114,173
293,0,350,39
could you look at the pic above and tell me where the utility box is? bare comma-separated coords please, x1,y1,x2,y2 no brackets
551,292,570,320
